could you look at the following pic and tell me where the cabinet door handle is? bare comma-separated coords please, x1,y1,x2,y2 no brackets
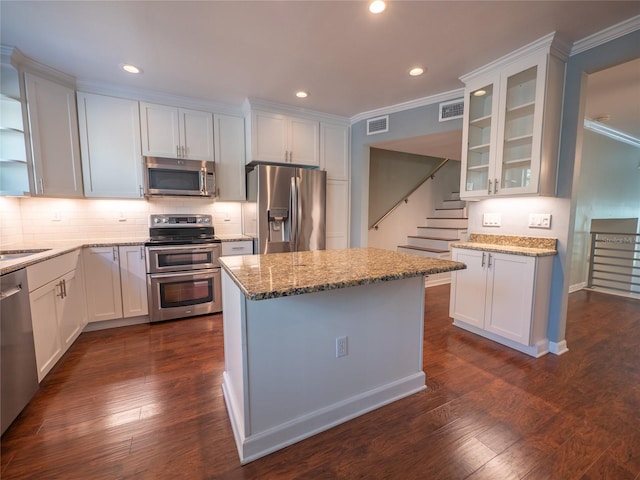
176,145,180,158
487,179,492,195
56,280,64,299
139,185,144,197
113,247,118,262
62,279,67,298
39,178,44,193
140,246,144,260
481,252,486,267
494,178,498,194
289,151,292,162
488,253,493,268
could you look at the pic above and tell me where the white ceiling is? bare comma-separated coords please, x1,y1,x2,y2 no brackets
1,1,638,120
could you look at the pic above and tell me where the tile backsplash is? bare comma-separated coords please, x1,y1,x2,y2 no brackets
0,197,244,248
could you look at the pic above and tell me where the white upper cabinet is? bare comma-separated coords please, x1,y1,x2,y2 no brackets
77,92,144,198
24,72,83,197
320,122,350,181
214,113,246,200
459,33,567,199
248,110,319,167
140,102,214,161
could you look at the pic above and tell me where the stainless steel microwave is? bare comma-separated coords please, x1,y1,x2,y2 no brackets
144,157,216,197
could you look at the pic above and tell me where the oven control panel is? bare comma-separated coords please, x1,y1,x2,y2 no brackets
150,214,212,227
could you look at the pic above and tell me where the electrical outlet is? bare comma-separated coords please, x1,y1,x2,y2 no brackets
482,213,501,227
529,213,552,229
336,336,348,358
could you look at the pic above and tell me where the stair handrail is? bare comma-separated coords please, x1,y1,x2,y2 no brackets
370,158,450,231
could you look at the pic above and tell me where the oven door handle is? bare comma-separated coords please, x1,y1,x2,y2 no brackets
146,244,220,253
148,269,220,280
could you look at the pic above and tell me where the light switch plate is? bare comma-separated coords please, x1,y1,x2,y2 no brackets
482,213,501,227
529,213,552,229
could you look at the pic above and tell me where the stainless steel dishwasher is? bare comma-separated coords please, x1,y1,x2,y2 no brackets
1,268,39,435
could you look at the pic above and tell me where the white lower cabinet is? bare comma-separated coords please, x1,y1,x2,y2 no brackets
221,240,253,256
326,179,349,250
449,247,553,357
83,245,148,323
27,250,87,381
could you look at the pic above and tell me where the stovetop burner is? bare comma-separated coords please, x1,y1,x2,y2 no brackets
146,214,220,246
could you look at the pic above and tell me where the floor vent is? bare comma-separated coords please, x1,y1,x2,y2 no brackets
439,99,464,121
367,115,389,135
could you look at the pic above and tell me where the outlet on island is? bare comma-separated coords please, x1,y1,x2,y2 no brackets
336,336,348,358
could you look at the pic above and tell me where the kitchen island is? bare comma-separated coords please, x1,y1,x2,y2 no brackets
219,247,465,464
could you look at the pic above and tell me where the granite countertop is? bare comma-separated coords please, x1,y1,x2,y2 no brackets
451,233,558,257
219,247,466,301
0,238,148,276
215,234,254,242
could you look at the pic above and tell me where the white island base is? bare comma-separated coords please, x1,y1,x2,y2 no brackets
221,271,427,464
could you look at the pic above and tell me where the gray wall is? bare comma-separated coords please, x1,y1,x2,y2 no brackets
350,104,462,246
350,28,640,351
570,130,640,287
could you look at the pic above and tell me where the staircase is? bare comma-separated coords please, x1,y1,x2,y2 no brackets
397,192,468,287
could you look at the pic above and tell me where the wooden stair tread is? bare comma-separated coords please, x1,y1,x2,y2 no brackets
426,216,469,220
434,207,465,211
398,245,449,254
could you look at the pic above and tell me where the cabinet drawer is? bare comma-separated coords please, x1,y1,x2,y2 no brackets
27,250,80,292
221,241,253,256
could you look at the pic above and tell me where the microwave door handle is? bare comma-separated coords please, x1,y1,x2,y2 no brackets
200,169,206,195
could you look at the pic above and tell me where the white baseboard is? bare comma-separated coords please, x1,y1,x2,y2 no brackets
452,319,549,358
82,315,149,332
223,372,426,465
569,282,587,293
549,340,569,355
425,277,451,288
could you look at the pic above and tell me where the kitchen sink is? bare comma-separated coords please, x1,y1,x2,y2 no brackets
0,249,50,261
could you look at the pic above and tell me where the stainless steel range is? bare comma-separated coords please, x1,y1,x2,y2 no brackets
145,214,222,322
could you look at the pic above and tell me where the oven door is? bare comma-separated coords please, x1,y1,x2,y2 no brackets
147,269,222,322
146,244,220,273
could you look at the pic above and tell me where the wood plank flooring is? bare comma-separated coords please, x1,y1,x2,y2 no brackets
2,285,639,479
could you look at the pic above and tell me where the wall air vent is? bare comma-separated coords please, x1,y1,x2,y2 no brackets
439,98,464,122
366,115,389,135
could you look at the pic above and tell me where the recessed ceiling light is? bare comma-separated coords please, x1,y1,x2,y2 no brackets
121,64,143,74
295,91,309,99
473,89,487,97
369,0,386,14
409,67,424,77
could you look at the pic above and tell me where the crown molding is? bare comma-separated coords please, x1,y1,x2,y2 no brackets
460,32,570,84
8,46,76,87
76,79,244,116
571,15,640,56
243,97,350,124
584,119,640,148
350,88,465,125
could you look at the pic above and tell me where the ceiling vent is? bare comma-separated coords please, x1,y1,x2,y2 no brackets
439,98,464,122
367,115,389,135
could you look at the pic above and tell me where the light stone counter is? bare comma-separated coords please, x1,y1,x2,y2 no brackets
219,247,466,301
0,238,148,276
451,233,558,257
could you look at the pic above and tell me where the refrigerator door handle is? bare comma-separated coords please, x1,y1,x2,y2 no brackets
290,175,298,251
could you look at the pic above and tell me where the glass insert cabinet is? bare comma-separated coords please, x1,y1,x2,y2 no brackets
459,33,567,200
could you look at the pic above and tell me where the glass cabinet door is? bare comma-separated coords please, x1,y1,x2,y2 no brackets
0,59,29,196
463,82,496,195
498,65,537,193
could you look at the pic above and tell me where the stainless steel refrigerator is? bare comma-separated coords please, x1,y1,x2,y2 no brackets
246,164,326,254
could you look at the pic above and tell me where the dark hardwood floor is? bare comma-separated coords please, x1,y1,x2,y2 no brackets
2,285,639,479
